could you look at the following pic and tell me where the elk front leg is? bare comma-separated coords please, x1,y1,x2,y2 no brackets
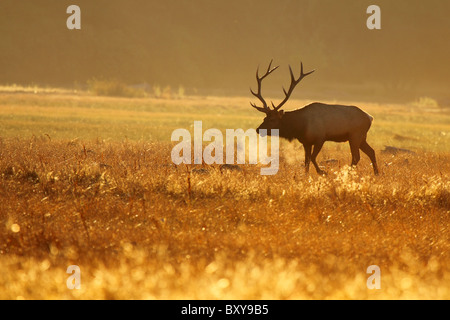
311,141,326,175
303,143,312,173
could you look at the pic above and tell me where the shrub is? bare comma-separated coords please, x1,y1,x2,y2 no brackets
87,78,146,98
411,96,439,109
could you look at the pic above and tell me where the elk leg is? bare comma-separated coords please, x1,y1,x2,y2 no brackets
360,140,379,175
303,144,312,173
349,140,361,167
311,141,326,175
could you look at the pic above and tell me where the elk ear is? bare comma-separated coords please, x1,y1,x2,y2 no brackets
278,110,284,117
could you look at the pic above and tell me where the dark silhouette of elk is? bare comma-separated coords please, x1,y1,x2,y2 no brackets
251,60,379,175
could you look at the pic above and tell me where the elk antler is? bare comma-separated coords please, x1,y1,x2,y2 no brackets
250,59,279,113
272,62,315,111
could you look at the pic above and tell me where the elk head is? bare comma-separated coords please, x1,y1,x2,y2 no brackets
250,60,314,136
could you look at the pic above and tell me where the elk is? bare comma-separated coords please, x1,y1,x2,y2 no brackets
250,60,379,175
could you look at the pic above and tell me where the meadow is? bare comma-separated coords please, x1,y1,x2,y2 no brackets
0,88,449,299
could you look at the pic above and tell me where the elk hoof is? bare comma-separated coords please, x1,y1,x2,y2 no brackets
317,170,327,176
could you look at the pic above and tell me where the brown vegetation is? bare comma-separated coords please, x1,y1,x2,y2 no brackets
0,137,448,299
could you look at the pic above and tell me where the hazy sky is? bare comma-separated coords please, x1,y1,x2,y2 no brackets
0,0,449,101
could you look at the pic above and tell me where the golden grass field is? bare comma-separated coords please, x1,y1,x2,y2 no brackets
0,89,449,299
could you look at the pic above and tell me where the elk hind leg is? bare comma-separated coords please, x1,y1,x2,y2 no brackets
349,139,361,167
360,140,379,175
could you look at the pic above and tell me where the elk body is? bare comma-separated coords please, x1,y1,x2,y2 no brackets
251,60,379,175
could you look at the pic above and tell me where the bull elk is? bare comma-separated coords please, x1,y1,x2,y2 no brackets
251,60,379,175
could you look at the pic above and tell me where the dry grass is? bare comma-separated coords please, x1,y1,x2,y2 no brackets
0,92,449,299
0,136,448,299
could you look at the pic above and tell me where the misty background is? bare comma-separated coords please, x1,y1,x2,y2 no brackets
0,0,449,103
